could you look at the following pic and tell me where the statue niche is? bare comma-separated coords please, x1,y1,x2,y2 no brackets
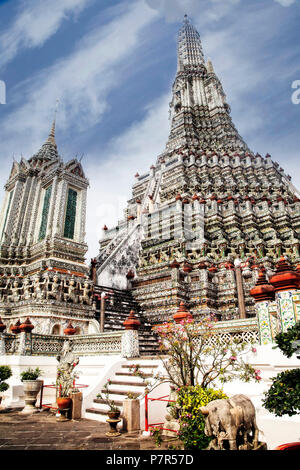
46,275,63,301
64,278,79,304
79,281,93,306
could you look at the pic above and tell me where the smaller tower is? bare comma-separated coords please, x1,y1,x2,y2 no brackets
0,121,98,336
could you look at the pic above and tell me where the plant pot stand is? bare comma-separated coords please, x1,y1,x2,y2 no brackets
56,408,70,422
106,417,121,437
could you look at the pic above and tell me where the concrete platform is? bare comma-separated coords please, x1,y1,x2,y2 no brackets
0,408,181,451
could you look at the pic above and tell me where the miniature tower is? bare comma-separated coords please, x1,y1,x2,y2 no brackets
0,121,98,335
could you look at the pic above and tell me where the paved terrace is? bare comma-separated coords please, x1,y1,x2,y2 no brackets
0,408,181,451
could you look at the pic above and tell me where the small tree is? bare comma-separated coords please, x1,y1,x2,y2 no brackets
263,321,300,417
0,365,12,393
154,316,261,389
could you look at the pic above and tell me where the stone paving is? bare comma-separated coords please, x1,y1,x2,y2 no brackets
0,408,181,451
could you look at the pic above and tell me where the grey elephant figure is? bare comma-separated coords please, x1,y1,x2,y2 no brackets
200,394,260,450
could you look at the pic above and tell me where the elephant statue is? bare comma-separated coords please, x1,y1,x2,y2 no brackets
200,394,260,450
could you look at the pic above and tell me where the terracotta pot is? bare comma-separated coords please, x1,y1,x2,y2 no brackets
57,396,72,411
107,410,121,419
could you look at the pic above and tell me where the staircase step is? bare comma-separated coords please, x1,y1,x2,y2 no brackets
122,366,158,369
100,388,144,396
107,380,146,387
94,398,123,406
115,372,152,378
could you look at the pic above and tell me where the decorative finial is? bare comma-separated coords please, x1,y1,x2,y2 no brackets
46,99,59,145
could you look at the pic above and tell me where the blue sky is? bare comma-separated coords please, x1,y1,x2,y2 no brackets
0,0,299,260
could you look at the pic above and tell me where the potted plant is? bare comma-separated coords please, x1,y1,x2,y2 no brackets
56,359,79,416
20,367,43,414
96,379,120,419
0,365,12,406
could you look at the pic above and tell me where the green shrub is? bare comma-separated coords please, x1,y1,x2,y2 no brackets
20,367,43,382
274,321,300,358
176,386,228,450
262,368,300,417
0,365,12,392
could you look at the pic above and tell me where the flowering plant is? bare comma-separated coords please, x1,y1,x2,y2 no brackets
154,317,261,389
176,385,228,450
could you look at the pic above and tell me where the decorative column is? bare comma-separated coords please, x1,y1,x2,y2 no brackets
0,317,6,355
121,311,140,358
90,258,97,284
100,292,107,333
269,257,300,332
250,270,276,344
18,318,34,355
234,258,246,319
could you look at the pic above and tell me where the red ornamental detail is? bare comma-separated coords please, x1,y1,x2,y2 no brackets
19,317,34,333
182,198,189,204
175,194,182,201
199,198,206,204
11,319,21,334
269,257,299,292
198,261,207,269
126,270,135,280
297,265,300,288
173,301,193,324
123,311,140,330
250,270,275,302
128,215,135,220
0,317,6,333
170,260,180,269
182,262,192,273
192,194,199,201
225,262,234,270
103,225,108,231
208,266,218,273
64,321,76,336
134,172,140,178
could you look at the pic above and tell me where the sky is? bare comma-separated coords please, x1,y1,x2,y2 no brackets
0,0,299,261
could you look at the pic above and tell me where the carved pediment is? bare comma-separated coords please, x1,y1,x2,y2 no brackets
64,159,86,179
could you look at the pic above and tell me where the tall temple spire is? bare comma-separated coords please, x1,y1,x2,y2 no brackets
177,15,204,71
46,118,56,146
167,16,248,152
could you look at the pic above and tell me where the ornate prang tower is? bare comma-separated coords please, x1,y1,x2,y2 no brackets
0,121,98,335
95,16,300,325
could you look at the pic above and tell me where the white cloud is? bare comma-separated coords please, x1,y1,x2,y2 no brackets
0,1,160,254
274,0,296,6
85,92,171,258
0,1,158,157
0,0,93,69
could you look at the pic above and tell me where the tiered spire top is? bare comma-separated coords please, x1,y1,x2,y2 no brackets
177,15,204,70
29,119,59,162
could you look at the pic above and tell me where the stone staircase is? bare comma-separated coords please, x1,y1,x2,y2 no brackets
94,285,159,356
85,359,160,422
